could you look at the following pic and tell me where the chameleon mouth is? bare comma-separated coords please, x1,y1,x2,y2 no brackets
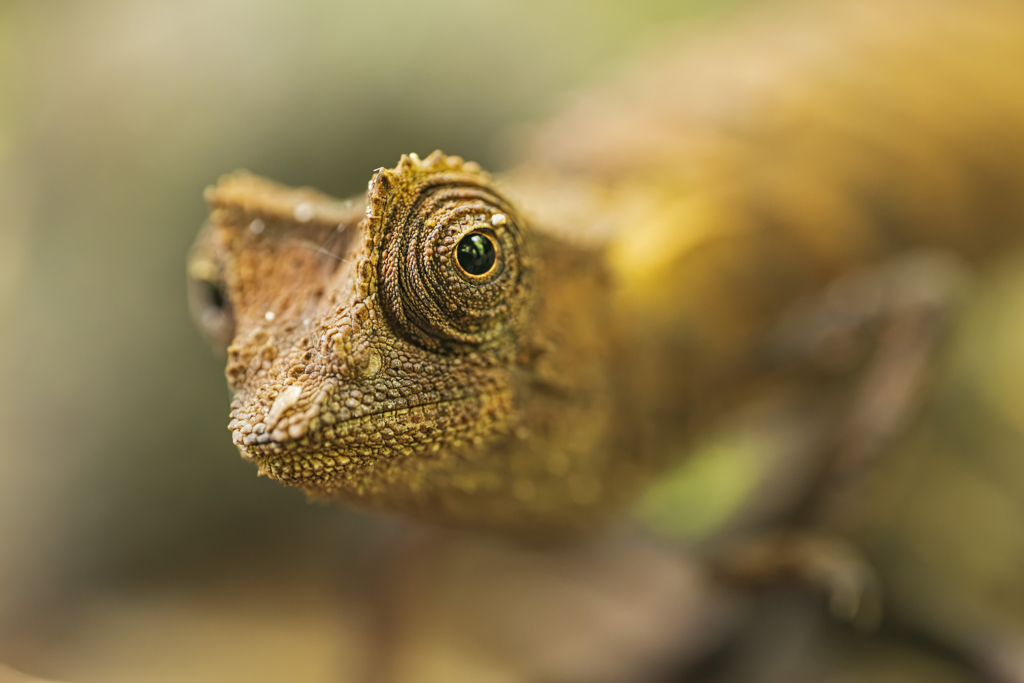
234,393,487,470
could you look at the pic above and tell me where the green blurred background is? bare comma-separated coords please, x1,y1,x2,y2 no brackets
3,1,1024,681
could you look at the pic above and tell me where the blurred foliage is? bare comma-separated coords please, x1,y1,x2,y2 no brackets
634,431,767,541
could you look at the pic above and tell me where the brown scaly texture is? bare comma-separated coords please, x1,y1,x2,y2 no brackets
189,0,1024,531
192,155,617,529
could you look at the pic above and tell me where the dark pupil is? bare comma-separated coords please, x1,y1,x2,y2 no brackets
456,233,496,276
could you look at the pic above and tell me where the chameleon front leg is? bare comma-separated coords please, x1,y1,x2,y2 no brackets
687,249,1024,681
793,250,972,527
712,250,969,592
638,250,975,649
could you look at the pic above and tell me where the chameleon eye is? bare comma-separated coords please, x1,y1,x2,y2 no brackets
201,278,227,311
456,231,499,279
187,266,235,356
373,160,529,352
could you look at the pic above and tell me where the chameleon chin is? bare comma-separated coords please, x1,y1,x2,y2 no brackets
189,0,1024,534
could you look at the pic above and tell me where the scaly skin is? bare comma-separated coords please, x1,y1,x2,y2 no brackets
192,155,622,530
189,0,1024,532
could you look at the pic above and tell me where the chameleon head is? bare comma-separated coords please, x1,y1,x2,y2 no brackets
188,151,533,503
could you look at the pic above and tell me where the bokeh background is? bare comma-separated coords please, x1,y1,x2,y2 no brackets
3,1,1024,682
0,2,757,680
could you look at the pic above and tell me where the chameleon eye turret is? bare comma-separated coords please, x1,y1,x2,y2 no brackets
186,228,235,356
369,154,530,354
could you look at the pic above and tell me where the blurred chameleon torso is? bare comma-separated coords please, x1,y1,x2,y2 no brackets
189,0,1024,531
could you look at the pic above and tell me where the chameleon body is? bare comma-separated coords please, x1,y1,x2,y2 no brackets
189,0,1024,532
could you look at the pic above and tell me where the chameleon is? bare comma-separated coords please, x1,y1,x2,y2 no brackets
188,0,1024,539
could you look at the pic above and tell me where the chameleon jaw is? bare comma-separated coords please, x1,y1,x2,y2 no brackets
233,390,513,496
